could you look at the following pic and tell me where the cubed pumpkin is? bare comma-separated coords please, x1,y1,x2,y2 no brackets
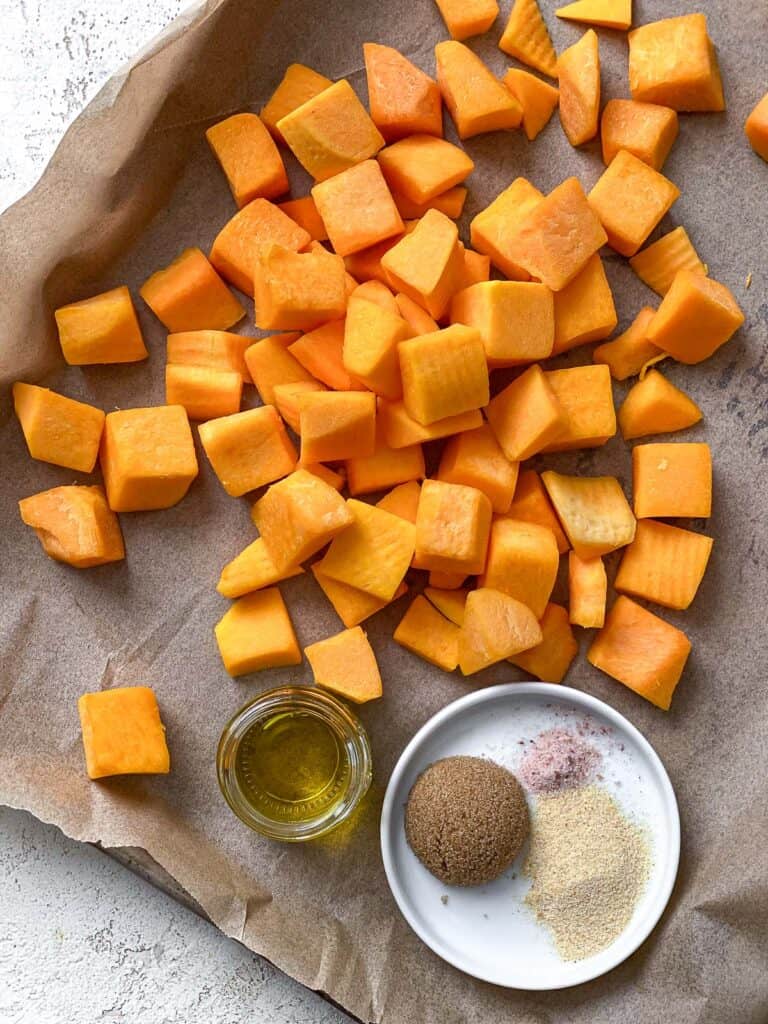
502,68,559,141
423,587,469,626
13,383,105,473
542,471,636,557
433,0,499,41
459,588,543,675
568,552,607,628
645,270,744,364
435,40,522,139
394,594,461,671
628,14,724,112
399,324,489,425
343,295,410,398
311,565,407,628
552,254,617,354
592,307,660,380
165,364,243,421
414,479,492,576
381,208,465,319
278,196,329,241
349,280,399,314
629,226,706,297
244,335,316,405
601,99,678,171
618,370,702,440
254,244,347,331
140,247,245,331
346,434,424,497
486,364,567,461
168,330,255,383
437,422,519,514
215,588,301,676
507,470,569,554
78,687,169,779
19,485,124,569
557,29,601,147
392,186,467,221
305,626,382,703
479,518,559,619
615,519,713,611
499,0,558,78
260,63,333,143
632,442,712,519
556,0,631,30
273,380,327,433
55,286,147,365
376,480,422,523
450,280,554,367
509,603,578,683
364,42,443,141
298,391,377,464
199,406,297,497
311,160,404,257
469,177,543,280
377,135,474,203
206,112,288,207
217,538,304,599
378,399,483,449
542,364,616,451
289,320,362,391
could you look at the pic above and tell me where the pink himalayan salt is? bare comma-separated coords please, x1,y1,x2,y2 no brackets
518,727,600,794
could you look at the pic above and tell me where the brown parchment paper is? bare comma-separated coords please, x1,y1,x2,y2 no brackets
1,1,768,1021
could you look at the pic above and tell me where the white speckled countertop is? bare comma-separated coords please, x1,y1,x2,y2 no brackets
0,4,351,1021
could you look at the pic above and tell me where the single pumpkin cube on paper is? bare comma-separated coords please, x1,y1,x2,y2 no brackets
486,364,567,462
260,63,332,142
424,587,468,626
381,208,465,320
101,406,198,512
19,485,124,569
311,160,404,257
277,80,384,181
165,364,242,421
377,135,474,204
592,307,660,381
289,321,361,391
254,244,347,331
206,112,288,207
312,565,407,629
437,423,519,514
615,519,713,611
78,687,170,780
140,247,245,332
414,479,492,576
13,383,105,473
210,199,311,296
274,380,327,433
252,468,353,570
588,151,680,257
557,29,601,147
217,538,303,599
215,588,301,677
632,442,712,519
556,0,631,30
504,177,608,291
645,270,744,364
459,588,543,675
393,594,461,672
479,518,559,619
601,99,678,171
552,254,617,355
346,434,424,497
499,0,558,79
568,552,607,629
432,0,499,41
451,280,555,367
618,370,702,440
299,391,377,464
507,470,569,554
542,471,636,558
168,330,255,383
244,335,315,405
542,364,617,451
469,177,543,281
305,627,382,703
399,324,489,426
364,42,443,141
628,14,724,112
376,481,422,523
745,93,768,162
587,596,690,710
629,227,705,298
378,399,482,450
199,406,297,497
343,296,411,399
55,286,147,365
510,603,578,683
435,40,522,139
315,499,415,601
502,68,559,142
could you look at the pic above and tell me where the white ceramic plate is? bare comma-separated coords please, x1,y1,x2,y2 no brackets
380,683,680,990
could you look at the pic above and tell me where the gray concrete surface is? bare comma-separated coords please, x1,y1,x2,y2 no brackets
0,3,352,1022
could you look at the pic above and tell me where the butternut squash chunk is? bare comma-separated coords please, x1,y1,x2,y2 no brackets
278,196,329,241
499,0,558,78
552,254,617,354
377,400,483,449
346,435,424,497
629,227,705,297
502,68,559,141
261,63,333,143
217,538,303,599
13,383,104,473
343,295,410,398
432,0,499,41
381,208,465,320
510,603,578,683
311,160,404,257
632,442,712,519
274,380,327,433
479,518,559,619
542,471,636,558
557,29,601,147
199,406,297,497
601,99,678,171
618,370,702,440
305,627,382,703
507,470,569,554
469,177,543,280
349,280,399,314
312,566,407,629
592,307,660,380
254,244,347,331
394,595,460,671
215,588,301,677
568,552,606,628
55,286,147,365
78,687,169,779
377,135,474,204
206,112,288,207
398,324,489,425
615,519,713,610
450,280,554,367
459,588,542,675
556,0,631,30
435,40,522,139
424,587,469,626
486,364,567,462
169,330,255,383
376,481,422,523
364,42,443,141
459,246,492,289
140,248,245,331
414,479,492,576
289,321,363,391
392,186,467,221
745,93,768,162
165,364,243,422
19,485,124,569
542,364,616,451
628,14,724,112
244,335,315,404
299,391,376,464
645,270,744,364
437,422,519,514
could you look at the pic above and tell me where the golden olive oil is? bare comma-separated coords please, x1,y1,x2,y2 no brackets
234,709,351,823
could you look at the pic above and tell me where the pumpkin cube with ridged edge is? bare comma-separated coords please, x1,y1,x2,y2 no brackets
627,14,724,112
542,364,616,451
645,270,744,364
55,286,147,365
298,391,376,464
552,255,617,355
486,364,567,462
217,538,303,599
168,330,255,383
381,209,465,320
311,565,407,629
568,552,607,628
479,518,559,619
499,0,558,79
508,470,569,553
78,687,169,779
632,442,711,519
378,135,474,204
450,280,554,367
254,244,347,332
101,406,198,512
215,588,301,677
252,468,353,570
199,406,297,497
376,481,422,522
260,63,332,143
19,484,124,569
343,295,411,399
542,471,636,558
13,383,105,473
437,423,519,514
615,519,713,611
510,603,578,683
629,227,705,298
140,247,245,332
414,479,492,576
305,627,382,703
311,160,404,257
399,324,489,426
315,499,415,601
165,364,242,421
459,588,543,675
206,112,288,208
393,594,461,672
435,40,522,139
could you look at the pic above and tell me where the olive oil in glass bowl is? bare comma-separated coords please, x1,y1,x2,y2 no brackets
217,686,372,841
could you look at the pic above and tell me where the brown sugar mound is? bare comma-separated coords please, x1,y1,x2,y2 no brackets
405,755,530,886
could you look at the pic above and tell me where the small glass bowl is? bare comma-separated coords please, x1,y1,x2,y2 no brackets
217,686,373,842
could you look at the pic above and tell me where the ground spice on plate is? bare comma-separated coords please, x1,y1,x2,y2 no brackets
518,727,600,794
524,785,650,961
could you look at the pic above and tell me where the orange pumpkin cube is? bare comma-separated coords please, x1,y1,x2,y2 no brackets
273,380,327,433
254,244,347,331
168,330,255,383
499,0,558,79
435,40,522,139
459,246,491,288
101,406,198,512
437,423,519,514
615,518,713,611
745,93,768,162
311,160,404,257
312,565,407,629
450,280,554,366
381,210,465,320
509,603,578,683
542,471,636,558
343,295,410,398
78,687,169,779
618,370,702,440
346,434,424,497
289,321,362,391
377,135,474,204
459,588,542,675
393,594,461,672
502,68,559,141
376,480,422,522
507,470,569,554
215,588,301,677
557,29,601,147
141,247,244,331
469,177,543,281
298,391,377,463
349,280,399,314
13,383,104,473
645,270,744,364
304,463,346,492
260,63,332,143
587,596,690,710
206,112,288,208
486,364,567,462
210,199,311,296
305,626,383,703
568,552,607,628
217,538,304,599
55,285,147,365
277,80,384,181
480,518,559,619
632,442,712,519
552,254,617,354
399,324,488,426
244,334,315,405
414,479,492,576
364,42,443,141
543,364,616,451
377,399,482,449
592,307,660,381
424,586,468,625
601,99,678,171
199,406,297,497
252,468,353,570
392,186,467,221
433,0,499,41
556,0,631,30
165,364,242,421
278,196,328,241
19,485,124,569
628,14,724,112
629,227,705,298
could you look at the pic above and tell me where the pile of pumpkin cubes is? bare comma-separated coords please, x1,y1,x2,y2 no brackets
15,2,753,713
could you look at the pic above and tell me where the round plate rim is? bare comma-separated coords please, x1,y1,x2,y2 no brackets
379,681,681,990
